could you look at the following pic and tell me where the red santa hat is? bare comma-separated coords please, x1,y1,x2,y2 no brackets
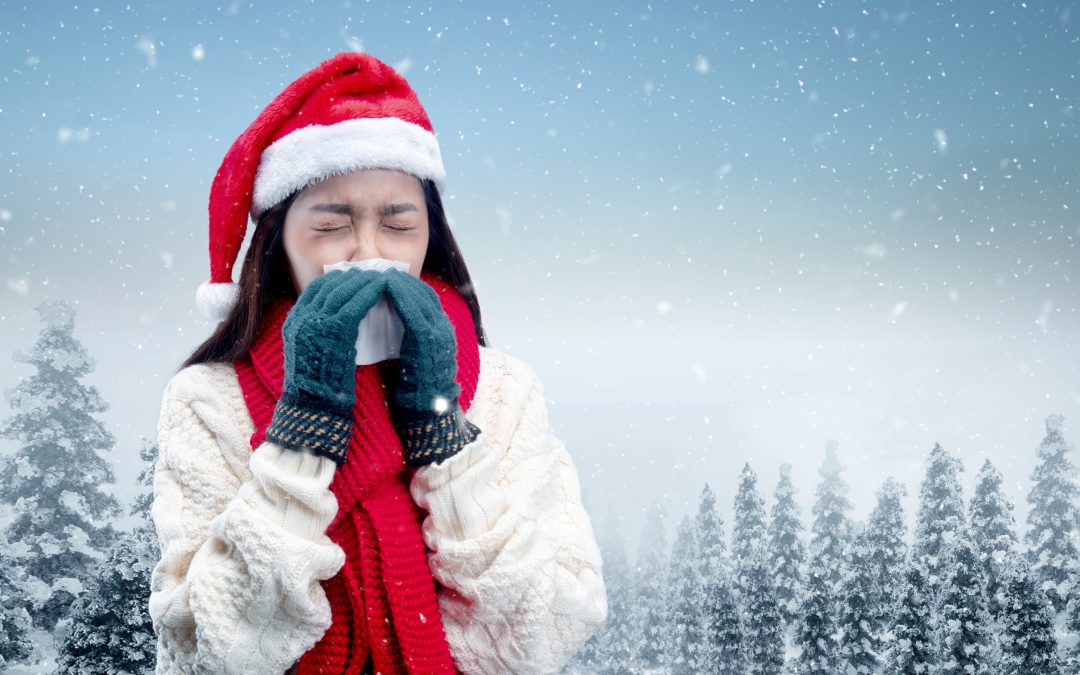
196,52,446,320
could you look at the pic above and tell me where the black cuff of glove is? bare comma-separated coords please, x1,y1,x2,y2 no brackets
265,390,353,466
390,402,482,468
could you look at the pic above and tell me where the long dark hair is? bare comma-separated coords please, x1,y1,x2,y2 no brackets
178,177,489,373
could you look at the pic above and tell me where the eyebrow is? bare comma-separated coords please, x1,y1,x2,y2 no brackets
307,202,418,217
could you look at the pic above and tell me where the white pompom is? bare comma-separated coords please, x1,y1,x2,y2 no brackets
196,281,239,321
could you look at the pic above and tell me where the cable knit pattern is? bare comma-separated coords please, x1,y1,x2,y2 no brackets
410,350,609,674
150,346,607,674
150,367,345,674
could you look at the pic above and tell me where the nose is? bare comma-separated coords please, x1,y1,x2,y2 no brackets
349,228,381,262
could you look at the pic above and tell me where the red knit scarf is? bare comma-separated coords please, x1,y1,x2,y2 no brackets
233,270,478,674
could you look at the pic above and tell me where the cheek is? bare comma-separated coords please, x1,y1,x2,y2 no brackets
282,231,326,292
402,230,429,273
287,229,342,262
383,228,427,257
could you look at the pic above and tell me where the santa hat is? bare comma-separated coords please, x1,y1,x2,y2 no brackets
196,52,447,321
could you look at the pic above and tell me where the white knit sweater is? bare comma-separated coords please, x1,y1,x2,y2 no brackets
149,344,607,674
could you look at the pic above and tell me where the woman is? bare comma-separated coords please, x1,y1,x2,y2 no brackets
149,52,607,674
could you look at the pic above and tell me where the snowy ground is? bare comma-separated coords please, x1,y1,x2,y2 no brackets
2,610,1074,673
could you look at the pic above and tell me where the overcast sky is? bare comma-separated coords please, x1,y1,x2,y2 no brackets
1,1,1077,555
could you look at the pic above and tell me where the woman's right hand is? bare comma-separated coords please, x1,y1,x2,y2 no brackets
267,267,389,465
282,267,389,409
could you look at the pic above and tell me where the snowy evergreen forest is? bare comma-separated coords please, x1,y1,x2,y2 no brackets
2,301,1079,674
0,302,157,673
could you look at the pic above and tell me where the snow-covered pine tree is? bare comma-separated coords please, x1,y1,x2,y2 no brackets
739,542,784,675
0,526,34,668
766,463,805,628
667,514,703,673
793,550,838,675
994,550,1062,675
700,566,744,675
932,534,994,675
571,500,634,674
731,463,768,595
863,477,908,637
1066,557,1080,673
0,301,121,631
808,440,852,616
836,521,881,675
882,560,935,675
1023,413,1079,613
54,439,160,674
631,501,671,670
912,442,966,604
791,440,853,675
968,458,1017,619
695,483,727,589
692,483,729,673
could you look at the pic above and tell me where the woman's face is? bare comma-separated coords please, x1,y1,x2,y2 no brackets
282,168,429,294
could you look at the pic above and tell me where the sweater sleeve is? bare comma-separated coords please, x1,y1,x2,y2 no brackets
408,362,608,674
149,368,346,674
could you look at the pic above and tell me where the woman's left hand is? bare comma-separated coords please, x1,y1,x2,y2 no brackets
380,268,481,467
381,268,461,413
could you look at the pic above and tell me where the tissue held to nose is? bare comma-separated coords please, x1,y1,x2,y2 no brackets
322,258,409,365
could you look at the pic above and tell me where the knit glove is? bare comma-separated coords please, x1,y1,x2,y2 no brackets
265,267,390,465
381,268,482,467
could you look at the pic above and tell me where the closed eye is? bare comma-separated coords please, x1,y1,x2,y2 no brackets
312,223,415,232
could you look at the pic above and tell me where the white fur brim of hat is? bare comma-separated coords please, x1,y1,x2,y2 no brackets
250,116,446,219
196,116,447,321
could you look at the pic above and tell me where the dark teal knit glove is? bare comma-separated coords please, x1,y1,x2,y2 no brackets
265,267,390,465
381,268,481,467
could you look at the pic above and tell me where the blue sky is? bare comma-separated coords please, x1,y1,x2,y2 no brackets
1,1,1077,550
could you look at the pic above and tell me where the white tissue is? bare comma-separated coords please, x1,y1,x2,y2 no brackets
322,258,409,365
